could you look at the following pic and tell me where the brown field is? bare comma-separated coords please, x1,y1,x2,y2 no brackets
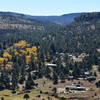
0,76,100,100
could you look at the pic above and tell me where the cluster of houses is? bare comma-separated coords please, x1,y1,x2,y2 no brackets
68,53,89,62
45,62,96,81
45,52,97,81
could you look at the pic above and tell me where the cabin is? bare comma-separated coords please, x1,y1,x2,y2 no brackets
45,63,57,67
57,85,88,93
87,76,96,81
65,85,87,91
57,87,66,93
68,76,74,80
59,53,65,57
84,71,90,75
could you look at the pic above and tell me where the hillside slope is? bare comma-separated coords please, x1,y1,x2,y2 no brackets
0,13,60,47
59,12,100,53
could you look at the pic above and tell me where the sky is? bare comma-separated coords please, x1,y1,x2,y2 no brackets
0,0,100,16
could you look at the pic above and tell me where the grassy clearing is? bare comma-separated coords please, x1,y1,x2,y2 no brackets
0,88,59,100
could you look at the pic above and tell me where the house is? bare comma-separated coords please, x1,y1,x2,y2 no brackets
45,63,57,67
57,85,88,93
84,71,91,76
59,53,65,57
87,76,96,81
57,87,66,93
68,76,74,80
65,85,87,91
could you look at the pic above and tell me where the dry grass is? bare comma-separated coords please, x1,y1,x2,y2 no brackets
0,78,100,100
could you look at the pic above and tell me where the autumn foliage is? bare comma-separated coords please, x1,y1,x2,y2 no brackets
0,40,40,68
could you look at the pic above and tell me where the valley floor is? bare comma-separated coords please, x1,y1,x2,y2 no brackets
0,78,100,100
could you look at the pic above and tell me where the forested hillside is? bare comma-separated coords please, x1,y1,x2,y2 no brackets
0,14,60,48
58,12,100,53
0,12,100,93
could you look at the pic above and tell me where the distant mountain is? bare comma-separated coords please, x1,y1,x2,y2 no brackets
0,12,60,31
30,13,81,25
0,12,81,25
